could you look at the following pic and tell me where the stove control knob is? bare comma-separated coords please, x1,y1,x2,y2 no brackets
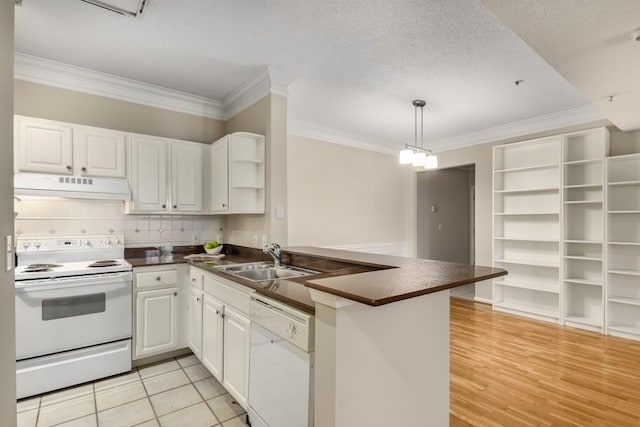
83,240,90,246
34,242,41,249
22,242,30,250
105,240,112,245
114,239,121,245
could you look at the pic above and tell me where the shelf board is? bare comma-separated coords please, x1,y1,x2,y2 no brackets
564,278,603,287
564,316,602,328
608,180,640,187
231,159,264,164
563,240,602,244
494,237,559,243
608,269,640,276
563,184,602,189
493,280,559,293
494,187,559,194
493,163,559,173
564,200,602,205
608,296,640,307
232,185,264,189
494,212,559,216
494,259,559,268
493,301,558,319
563,256,602,262
607,325,640,336
564,159,602,166
607,241,640,246
608,210,640,214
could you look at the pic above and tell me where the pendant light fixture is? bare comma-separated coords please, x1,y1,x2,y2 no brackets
398,99,438,169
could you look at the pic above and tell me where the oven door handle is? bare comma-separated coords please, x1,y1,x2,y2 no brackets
15,272,132,292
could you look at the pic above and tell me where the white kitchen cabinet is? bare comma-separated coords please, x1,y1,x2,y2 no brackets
188,286,204,359
128,134,203,214
171,142,203,212
201,294,224,381
209,132,265,214
133,265,184,359
135,288,179,358
222,305,251,409
14,116,126,178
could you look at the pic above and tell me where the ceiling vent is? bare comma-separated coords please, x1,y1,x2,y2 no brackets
80,0,148,17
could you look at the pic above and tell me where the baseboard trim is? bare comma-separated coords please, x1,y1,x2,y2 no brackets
473,297,493,305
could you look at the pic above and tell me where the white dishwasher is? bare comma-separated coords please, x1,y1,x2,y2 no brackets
248,294,314,427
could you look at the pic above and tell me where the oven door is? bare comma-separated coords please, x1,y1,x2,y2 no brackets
15,271,132,360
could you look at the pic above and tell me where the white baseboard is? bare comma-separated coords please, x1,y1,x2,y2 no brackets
473,297,493,305
325,241,406,257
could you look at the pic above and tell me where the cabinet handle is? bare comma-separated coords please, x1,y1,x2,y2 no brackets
156,276,161,281
81,166,87,173
173,292,178,296
196,297,201,302
222,203,226,207
173,205,177,209
66,165,72,171
191,278,196,283
162,204,166,209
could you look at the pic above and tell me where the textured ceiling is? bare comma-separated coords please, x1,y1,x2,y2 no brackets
15,0,590,150
482,0,640,132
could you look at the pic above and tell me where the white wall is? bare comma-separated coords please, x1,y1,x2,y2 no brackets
287,135,411,253
0,1,16,424
14,199,223,247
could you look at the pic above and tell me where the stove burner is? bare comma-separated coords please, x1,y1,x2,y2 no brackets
88,260,121,268
23,267,53,273
26,263,62,269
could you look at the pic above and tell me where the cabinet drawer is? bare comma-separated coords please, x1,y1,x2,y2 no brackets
136,270,178,289
204,275,253,315
189,267,204,290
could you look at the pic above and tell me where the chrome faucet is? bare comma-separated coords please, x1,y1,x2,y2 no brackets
263,243,282,267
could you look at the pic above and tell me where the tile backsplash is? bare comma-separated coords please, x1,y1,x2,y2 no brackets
14,199,225,247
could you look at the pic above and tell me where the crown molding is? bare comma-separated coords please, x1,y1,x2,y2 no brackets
224,66,296,119
14,52,227,120
430,105,607,152
288,119,397,156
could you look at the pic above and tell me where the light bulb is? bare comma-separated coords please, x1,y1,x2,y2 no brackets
399,149,414,164
412,152,427,167
424,154,438,170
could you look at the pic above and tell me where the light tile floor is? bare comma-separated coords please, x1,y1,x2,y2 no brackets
16,355,249,427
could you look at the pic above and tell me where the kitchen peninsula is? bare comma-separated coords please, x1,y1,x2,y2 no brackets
132,244,506,427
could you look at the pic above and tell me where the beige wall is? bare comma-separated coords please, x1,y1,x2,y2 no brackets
225,94,288,247
14,80,225,143
1,2,16,425
287,135,411,248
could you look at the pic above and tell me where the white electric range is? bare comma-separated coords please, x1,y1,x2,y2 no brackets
15,235,133,399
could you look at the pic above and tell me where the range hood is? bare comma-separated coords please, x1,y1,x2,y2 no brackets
14,173,131,200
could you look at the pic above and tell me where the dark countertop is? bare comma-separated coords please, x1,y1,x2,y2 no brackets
126,245,507,314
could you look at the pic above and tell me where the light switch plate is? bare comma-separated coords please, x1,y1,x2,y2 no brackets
6,235,12,272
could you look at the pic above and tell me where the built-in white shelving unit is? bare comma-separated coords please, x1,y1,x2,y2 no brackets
606,152,640,340
492,135,562,322
561,128,609,332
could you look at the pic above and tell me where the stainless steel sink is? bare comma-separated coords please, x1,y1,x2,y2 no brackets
216,262,319,282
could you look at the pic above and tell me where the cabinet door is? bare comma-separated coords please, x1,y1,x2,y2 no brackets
210,137,229,212
171,142,203,212
74,126,126,178
15,117,73,174
223,306,250,409
202,294,224,381
129,135,168,212
188,287,203,359
135,288,179,358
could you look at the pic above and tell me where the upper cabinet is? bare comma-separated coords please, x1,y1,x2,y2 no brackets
209,132,265,214
127,134,203,214
14,116,126,178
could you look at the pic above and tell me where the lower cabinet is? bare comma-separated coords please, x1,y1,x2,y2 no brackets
133,265,185,360
201,294,224,380
135,288,179,358
222,305,251,408
188,286,203,359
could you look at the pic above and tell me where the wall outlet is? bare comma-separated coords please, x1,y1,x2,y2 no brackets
262,235,268,247
192,233,200,243
252,235,258,247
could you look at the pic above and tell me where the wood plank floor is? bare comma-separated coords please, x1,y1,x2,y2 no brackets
450,298,640,426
